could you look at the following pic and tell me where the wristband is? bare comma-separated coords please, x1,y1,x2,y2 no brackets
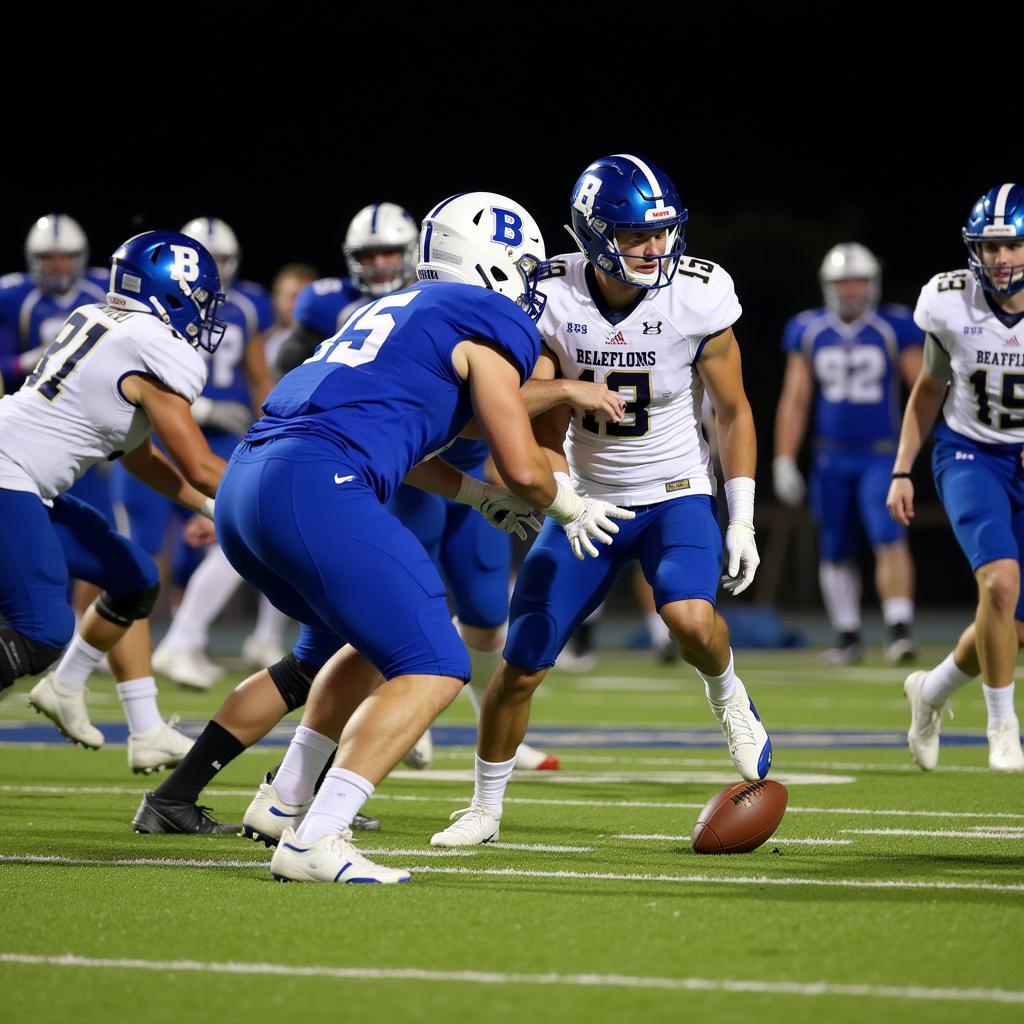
198,497,215,521
890,472,912,479
724,476,755,526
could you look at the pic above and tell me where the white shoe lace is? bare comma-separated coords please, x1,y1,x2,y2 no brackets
719,698,757,751
444,805,497,838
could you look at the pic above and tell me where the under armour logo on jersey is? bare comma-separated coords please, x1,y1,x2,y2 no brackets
169,245,200,282
491,208,524,247
642,321,662,335
334,474,355,484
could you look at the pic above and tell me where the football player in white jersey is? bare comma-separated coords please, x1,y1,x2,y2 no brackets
0,231,231,786
431,155,772,847
887,183,1024,772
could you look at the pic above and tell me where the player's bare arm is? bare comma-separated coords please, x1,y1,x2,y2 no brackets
120,374,226,498
243,331,273,411
773,351,813,461
697,326,757,481
119,439,215,516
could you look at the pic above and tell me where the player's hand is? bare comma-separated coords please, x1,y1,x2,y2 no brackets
457,477,542,540
886,478,915,526
721,522,759,595
772,456,805,507
192,397,253,437
183,515,217,548
562,497,635,560
561,379,626,423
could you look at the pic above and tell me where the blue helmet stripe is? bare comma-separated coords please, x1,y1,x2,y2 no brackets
370,204,380,233
426,192,469,220
422,222,434,262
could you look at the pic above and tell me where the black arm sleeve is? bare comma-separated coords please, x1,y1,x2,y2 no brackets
274,324,328,378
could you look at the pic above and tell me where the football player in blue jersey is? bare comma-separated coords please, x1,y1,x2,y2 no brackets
888,183,1024,773
112,218,278,689
773,243,924,665
0,230,230,778
207,192,632,883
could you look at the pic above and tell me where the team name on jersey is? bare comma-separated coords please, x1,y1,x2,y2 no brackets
975,349,1024,368
575,347,657,368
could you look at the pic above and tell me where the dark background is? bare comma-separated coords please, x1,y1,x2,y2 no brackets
2,8,987,606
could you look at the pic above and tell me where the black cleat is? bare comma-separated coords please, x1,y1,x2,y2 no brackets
352,812,381,832
132,791,240,835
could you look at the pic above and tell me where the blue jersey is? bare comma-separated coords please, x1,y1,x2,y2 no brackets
199,279,273,406
293,276,364,339
782,304,923,447
0,268,108,392
252,283,540,501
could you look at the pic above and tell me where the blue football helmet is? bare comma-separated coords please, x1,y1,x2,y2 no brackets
963,183,1024,296
107,231,227,351
568,154,688,289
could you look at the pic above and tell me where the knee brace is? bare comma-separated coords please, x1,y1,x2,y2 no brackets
267,653,318,712
0,628,65,689
94,582,160,627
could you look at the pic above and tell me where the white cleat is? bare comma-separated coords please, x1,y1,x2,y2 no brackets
904,670,944,771
402,728,433,770
241,772,311,847
28,673,104,749
127,715,194,774
240,633,287,669
430,804,501,847
709,681,772,781
988,716,1024,773
514,741,560,771
152,645,223,691
270,827,411,884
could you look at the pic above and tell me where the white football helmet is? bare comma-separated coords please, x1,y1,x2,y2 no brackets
181,217,240,289
343,202,419,297
819,242,881,316
416,193,547,320
25,214,88,294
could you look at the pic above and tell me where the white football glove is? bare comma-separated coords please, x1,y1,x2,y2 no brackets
721,477,760,596
454,475,542,541
192,396,253,437
772,455,805,507
543,473,635,560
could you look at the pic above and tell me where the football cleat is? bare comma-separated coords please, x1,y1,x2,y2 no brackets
820,641,863,667
28,673,104,749
132,791,239,834
514,742,559,771
270,827,410,884
885,637,918,665
430,804,501,847
127,715,194,774
152,645,223,691
988,717,1024,772
241,772,311,847
240,633,287,669
709,681,772,782
904,670,945,771
402,728,433,770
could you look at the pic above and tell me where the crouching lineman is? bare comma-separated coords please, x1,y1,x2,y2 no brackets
0,231,228,773
430,155,772,848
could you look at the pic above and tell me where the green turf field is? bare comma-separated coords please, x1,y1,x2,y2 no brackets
1,645,1022,1023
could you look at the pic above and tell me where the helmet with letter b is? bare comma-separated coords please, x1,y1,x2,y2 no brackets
107,230,227,352
567,154,688,289
963,183,1024,296
416,192,548,320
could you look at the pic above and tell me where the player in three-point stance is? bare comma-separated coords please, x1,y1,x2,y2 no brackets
888,183,1024,772
430,154,773,849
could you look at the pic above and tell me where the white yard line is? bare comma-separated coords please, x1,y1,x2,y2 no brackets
614,834,852,846
1,855,1020,894
841,828,1024,841
386,770,856,786
1,953,1021,1004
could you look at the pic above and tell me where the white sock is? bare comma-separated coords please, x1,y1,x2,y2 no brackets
252,595,287,643
647,611,671,646
472,754,516,815
116,676,163,735
295,768,374,844
922,652,975,706
697,650,738,706
274,726,337,806
54,635,104,691
983,682,1016,726
818,561,862,633
882,597,914,626
160,546,241,651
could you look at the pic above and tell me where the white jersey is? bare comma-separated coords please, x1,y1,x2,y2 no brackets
538,251,742,505
914,270,1024,445
0,303,207,500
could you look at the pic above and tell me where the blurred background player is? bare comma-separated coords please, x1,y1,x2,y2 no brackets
888,183,1024,772
262,263,317,374
115,218,279,688
0,229,227,771
773,243,923,665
